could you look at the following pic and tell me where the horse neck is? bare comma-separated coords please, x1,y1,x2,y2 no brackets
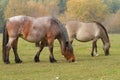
58,39,65,54
53,17,69,53
57,27,70,54
95,22,110,47
52,17,70,53
58,32,69,54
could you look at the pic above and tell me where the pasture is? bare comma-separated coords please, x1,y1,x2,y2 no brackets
0,34,120,80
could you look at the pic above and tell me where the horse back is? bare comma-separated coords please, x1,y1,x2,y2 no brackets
65,21,101,42
6,16,63,43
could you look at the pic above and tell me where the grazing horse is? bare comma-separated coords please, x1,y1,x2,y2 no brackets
65,21,110,56
2,15,75,64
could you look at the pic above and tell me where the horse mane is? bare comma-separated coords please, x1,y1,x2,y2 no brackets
51,17,73,52
51,17,69,42
93,21,109,41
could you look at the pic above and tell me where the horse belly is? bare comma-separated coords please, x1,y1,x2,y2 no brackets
26,35,43,42
22,31,45,42
76,31,94,42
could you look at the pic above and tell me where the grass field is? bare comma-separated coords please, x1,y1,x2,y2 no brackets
0,34,120,80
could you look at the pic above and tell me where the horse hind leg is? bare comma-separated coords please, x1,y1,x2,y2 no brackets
94,42,99,56
5,38,15,64
34,42,44,62
4,45,11,64
91,40,97,57
91,40,99,57
12,38,22,63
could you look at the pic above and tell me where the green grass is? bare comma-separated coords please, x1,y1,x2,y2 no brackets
0,34,120,80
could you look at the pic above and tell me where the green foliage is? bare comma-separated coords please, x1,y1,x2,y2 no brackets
4,0,29,19
57,0,67,14
4,0,58,19
105,10,120,33
0,0,8,32
0,34,120,80
66,0,110,22
104,0,120,13
0,0,120,33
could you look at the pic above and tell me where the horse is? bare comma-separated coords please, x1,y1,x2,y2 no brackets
2,15,75,64
65,21,110,56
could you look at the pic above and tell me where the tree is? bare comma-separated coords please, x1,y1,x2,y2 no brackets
103,0,120,13
66,0,110,22
105,10,120,33
4,0,29,19
57,0,67,14
4,0,58,18
0,0,8,32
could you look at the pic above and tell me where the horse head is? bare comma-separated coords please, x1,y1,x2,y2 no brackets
62,42,75,62
103,42,110,56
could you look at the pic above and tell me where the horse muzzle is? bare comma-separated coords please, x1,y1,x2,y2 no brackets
65,55,75,62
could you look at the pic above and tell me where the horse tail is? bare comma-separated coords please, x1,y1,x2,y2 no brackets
94,21,109,41
2,20,9,62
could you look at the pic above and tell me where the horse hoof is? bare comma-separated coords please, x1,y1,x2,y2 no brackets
4,61,10,64
4,59,10,64
105,54,109,56
91,54,94,57
15,60,22,63
50,58,57,63
34,57,40,62
50,60,57,63
34,59,40,62
34,56,40,62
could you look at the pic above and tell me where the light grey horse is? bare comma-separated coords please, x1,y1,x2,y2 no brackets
65,21,110,56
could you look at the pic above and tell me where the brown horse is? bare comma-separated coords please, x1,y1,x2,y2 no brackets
2,15,75,64
65,21,110,56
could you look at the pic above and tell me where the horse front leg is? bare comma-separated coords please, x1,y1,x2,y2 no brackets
49,44,57,63
12,38,22,63
47,38,57,63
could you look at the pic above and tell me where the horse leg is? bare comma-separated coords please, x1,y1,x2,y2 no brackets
34,42,44,62
91,42,94,57
47,38,57,63
91,41,96,57
49,44,57,63
91,37,99,57
94,41,99,56
5,38,15,64
5,46,11,64
12,38,22,63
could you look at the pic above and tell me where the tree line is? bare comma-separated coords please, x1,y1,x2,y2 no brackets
0,0,120,33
